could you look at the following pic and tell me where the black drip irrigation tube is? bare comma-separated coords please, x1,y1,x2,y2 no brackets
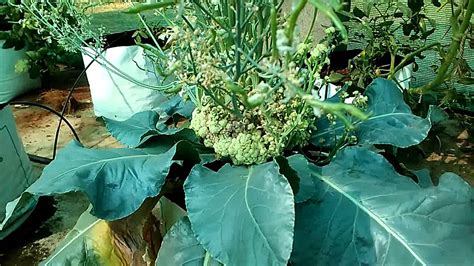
7,31,133,165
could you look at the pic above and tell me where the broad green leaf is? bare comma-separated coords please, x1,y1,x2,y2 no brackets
291,146,473,265
184,162,295,266
154,95,195,119
104,111,166,147
156,197,188,235
275,156,300,196
155,217,221,266
357,79,431,147
286,155,321,203
311,94,345,147
427,105,449,126
44,197,186,266
312,78,431,148
105,111,198,148
41,206,123,266
0,194,37,240
411,169,434,188
15,141,187,221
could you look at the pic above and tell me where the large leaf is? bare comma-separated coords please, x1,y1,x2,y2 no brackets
104,111,166,147
154,95,195,119
312,78,431,148
105,110,198,148
184,161,295,266
13,141,190,221
291,146,473,265
286,155,321,203
155,217,221,266
41,206,123,266
357,79,430,147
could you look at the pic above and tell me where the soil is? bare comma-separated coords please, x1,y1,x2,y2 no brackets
0,192,89,265
87,3,132,14
397,113,473,185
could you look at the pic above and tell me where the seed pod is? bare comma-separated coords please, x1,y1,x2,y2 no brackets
246,93,266,108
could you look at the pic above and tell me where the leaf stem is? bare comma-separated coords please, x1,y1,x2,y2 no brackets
286,0,308,45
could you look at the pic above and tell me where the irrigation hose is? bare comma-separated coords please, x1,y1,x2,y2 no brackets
6,31,145,165
52,31,133,159
9,101,81,142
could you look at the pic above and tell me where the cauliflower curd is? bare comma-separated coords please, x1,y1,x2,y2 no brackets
191,93,314,165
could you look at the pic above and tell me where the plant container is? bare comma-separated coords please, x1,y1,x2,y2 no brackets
0,105,37,240
81,32,170,121
0,40,40,104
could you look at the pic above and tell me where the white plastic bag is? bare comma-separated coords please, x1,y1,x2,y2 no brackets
0,41,40,104
82,45,170,121
0,106,36,239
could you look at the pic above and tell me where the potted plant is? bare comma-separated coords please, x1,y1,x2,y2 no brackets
2,1,472,265
19,0,181,121
0,0,40,103
0,0,84,103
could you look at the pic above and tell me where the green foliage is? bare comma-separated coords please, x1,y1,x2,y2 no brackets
44,198,189,266
336,0,439,89
131,0,367,159
184,161,295,265
1,0,471,265
2,79,470,264
285,154,320,203
155,217,222,266
291,146,472,265
104,110,198,148
0,0,80,78
6,141,190,221
312,78,431,148
40,206,105,265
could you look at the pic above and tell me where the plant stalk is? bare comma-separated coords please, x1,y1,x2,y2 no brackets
286,0,308,45
411,0,474,94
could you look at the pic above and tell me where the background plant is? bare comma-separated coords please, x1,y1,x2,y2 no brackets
329,0,439,90
334,0,473,106
0,0,80,79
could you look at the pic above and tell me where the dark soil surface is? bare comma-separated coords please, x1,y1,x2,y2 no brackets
397,113,473,185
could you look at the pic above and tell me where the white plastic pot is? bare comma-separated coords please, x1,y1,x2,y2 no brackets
0,40,40,104
318,64,414,101
82,45,170,121
0,106,36,239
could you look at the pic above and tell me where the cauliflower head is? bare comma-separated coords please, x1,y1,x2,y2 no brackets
190,93,314,165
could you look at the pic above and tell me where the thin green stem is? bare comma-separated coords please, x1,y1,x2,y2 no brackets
411,0,474,94
286,0,308,45
387,42,440,79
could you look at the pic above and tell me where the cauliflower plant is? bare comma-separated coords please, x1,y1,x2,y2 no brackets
190,93,314,165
